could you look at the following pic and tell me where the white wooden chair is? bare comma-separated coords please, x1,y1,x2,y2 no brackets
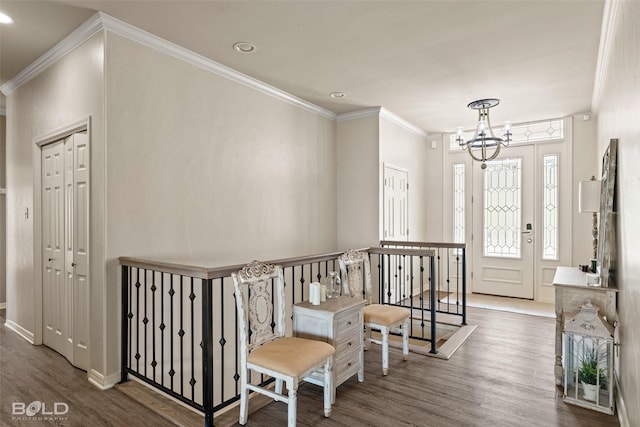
232,260,335,426
338,250,410,375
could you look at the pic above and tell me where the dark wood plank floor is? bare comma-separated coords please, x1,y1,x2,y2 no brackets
1,307,620,426
0,309,171,426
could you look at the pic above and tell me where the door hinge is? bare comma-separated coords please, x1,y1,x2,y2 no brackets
471,271,474,279
406,182,409,190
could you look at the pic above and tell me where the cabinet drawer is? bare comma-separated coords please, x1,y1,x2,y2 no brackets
335,329,360,355
336,309,360,335
335,349,360,385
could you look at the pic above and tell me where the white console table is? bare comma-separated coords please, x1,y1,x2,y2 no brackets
552,266,618,385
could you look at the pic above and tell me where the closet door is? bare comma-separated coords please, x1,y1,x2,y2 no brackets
42,139,72,360
41,133,90,370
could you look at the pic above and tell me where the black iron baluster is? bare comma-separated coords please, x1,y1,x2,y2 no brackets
160,273,165,387
202,278,214,427
429,255,437,354
121,265,130,383
144,269,148,377
462,247,467,325
190,277,196,401
419,257,426,339
170,274,175,392
152,271,157,382
180,275,184,397
135,268,141,373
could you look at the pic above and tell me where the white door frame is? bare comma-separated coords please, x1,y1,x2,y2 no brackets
33,117,90,347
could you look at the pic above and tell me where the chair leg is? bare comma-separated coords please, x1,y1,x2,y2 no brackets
402,317,410,360
287,378,298,427
239,373,249,425
275,378,283,396
323,357,333,416
381,325,389,376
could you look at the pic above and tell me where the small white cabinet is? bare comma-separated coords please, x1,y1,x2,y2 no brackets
293,296,365,398
552,266,618,386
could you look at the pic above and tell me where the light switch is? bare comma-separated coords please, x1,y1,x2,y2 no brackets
430,140,438,149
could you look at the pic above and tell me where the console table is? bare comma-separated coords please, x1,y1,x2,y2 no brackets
293,296,365,400
552,266,618,385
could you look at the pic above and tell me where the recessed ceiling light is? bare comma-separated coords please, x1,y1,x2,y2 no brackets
233,42,256,53
0,12,13,24
329,92,345,99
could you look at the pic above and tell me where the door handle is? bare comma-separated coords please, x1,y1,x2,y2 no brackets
48,257,55,262
71,263,76,267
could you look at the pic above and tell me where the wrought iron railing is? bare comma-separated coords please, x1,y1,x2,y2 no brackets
120,243,465,426
379,241,467,325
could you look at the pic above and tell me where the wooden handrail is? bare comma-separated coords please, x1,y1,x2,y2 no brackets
379,240,466,249
369,247,435,257
119,248,370,280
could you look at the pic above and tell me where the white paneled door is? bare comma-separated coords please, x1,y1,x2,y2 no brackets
41,133,90,370
383,164,409,241
472,145,535,299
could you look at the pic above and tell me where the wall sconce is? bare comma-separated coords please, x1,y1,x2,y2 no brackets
579,176,601,260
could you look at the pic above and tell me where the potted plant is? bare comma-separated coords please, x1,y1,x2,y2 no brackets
578,346,607,401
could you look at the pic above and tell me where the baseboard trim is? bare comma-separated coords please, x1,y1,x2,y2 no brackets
88,369,120,390
4,319,35,344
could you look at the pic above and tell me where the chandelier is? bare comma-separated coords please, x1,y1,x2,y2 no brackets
456,98,512,169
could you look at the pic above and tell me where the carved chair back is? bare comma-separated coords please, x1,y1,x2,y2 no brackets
338,250,372,304
232,261,286,354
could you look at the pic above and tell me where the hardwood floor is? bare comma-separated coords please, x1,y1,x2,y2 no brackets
0,309,170,426
1,307,620,426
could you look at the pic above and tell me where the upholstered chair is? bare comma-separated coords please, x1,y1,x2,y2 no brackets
338,250,410,375
232,261,335,426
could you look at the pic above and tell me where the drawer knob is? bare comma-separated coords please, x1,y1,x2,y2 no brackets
347,321,352,325
347,362,352,367
348,342,352,346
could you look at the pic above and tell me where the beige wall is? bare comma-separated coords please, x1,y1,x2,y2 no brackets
5,31,106,381
337,116,379,249
595,1,640,424
104,33,338,375
1,114,5,305
571,115,599,265
379,116,431,241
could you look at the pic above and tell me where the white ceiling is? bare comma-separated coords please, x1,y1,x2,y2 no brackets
0,0,605,133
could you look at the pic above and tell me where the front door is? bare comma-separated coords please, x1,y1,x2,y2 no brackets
472,145,535,298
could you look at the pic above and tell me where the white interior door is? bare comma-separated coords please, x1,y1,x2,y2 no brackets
472,145,534,299
70,132,90,369
42,132,89,370
43,139,72,359
383,164,409,241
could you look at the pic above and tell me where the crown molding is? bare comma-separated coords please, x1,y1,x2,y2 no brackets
336,107,382,122
0,13,103,96
337,106,427,138
99,13,336,120
379,107,428,138
591,0,620,113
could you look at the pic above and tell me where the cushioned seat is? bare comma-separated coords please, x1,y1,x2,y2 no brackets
339,250,410,375
248,337,335,377
364,304,410,326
